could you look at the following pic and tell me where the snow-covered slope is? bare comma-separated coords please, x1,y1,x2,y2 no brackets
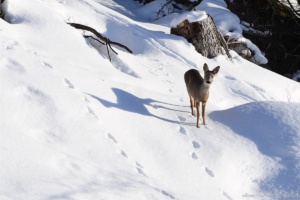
1,0,300,200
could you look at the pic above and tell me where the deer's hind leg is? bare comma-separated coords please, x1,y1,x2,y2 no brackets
196,102,200,128
189,95,195,116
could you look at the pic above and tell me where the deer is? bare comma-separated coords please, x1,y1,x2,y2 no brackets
184,63,220,128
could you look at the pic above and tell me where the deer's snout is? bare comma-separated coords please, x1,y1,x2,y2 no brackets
205,74,213,84
206,78,212,84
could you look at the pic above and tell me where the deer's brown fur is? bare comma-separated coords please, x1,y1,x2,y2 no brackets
184,63,220,128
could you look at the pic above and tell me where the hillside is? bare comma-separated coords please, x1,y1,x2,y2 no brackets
1,0,300,200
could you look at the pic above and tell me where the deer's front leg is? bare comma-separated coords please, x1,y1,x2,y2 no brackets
196,102,200,128
202,102,206,125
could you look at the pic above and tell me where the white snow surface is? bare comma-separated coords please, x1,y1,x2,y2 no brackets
170,11,207,28
1,0,300,200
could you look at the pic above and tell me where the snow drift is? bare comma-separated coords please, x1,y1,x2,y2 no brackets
1,0,300,200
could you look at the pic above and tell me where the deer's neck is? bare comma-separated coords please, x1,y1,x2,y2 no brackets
196,83,210,101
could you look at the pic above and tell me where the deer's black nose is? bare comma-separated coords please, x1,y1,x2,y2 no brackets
206,81,211,84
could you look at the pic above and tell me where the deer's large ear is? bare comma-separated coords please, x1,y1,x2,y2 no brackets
203,63,209,72
212,66,220,74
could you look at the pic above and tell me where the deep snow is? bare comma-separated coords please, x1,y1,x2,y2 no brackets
1,0,300,200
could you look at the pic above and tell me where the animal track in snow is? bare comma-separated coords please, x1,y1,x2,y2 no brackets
87,106,98,120
136,168,147,177
192,141,200,149
59,159,81,174
224,75,236,81
84,96,90,103
107,133,118,144
161,190,176,199
64,78,74,89
205,167,214,177
150,103,158,109
228,88,256,102
177,116,186,122
191,152,198,160
166,80,173,85
3,58,26,74
135,162,147,177
120,150,128,158
223,192,233,200
136,162,143,169
41,61,53,69
179,126,186,135
247,82,266,93
228,80,268,102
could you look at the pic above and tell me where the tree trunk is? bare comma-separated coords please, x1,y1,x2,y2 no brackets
171,15,231,59
0,0,4,19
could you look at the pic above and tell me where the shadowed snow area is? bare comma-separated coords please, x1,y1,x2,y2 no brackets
1,0,300,200
210,101,300,197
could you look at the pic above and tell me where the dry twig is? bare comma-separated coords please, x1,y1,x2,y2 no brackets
68,23,132,61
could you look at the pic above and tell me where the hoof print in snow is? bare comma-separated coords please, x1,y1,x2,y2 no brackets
41,61,53,69
179,126,186,135
191,152,198,160
107,133,118,144
151,103,158,109
192,141,200,149
135,162,143,169
87,106,98,120
84,96,90,103
120,150,128,158
205,167,214,177
64,78,74,89
223,192,233,200
162,190,175,200
136,167,147,177
136,162,147,178
177,116,186,122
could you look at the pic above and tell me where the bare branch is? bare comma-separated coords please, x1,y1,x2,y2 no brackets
68,23,133,54
285,0,300,17
83,35,105,45
105,38,111,62
154,0,173,20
